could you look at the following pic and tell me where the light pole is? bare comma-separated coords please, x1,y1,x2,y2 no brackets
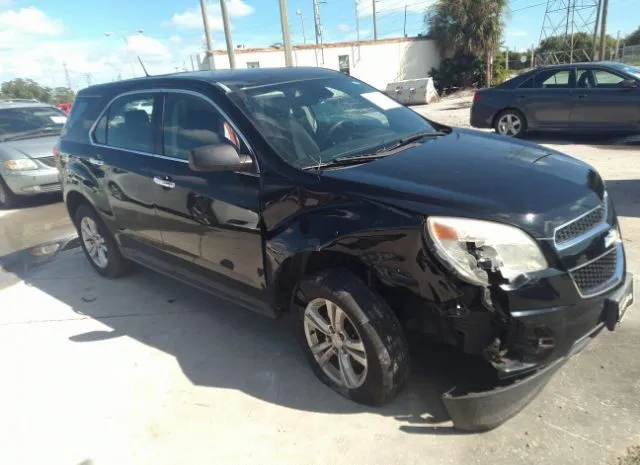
104,30,143,78
296,10,307,44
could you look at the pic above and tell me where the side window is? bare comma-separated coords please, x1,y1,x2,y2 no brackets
534,69,571,88
163,93,245,161
62,96,99,142
593,69,626,88
103,94,156,152
93,115,106,144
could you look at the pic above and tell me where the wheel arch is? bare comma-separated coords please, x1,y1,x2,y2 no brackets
492,107,528,129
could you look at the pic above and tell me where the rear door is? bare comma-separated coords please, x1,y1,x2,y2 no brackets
570,67,640,130
91,91,164,252
150,90,268,309
516,67,575,129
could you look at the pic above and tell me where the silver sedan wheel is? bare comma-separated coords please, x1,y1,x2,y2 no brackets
497,113,523,136
80,216,109,269
303,298,368,389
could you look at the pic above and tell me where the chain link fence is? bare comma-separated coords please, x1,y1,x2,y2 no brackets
620,45,640,65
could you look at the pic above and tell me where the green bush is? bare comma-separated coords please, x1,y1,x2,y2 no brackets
430,53,509,94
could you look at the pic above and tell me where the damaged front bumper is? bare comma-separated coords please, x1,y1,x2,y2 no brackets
443,272,634,432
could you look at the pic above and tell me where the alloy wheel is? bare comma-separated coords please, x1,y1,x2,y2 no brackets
497,113,523,137
80,216,109,268
303,298,368,389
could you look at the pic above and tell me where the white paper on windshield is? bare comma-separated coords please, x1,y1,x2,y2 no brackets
50,116,67,124
360,91,401,110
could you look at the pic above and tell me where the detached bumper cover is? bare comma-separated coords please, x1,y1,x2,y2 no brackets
442,273,634,432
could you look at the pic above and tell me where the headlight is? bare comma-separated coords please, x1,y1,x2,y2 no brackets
426,216,548,286
3,159,39,171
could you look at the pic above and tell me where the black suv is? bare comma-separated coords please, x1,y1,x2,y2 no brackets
58,68,634,431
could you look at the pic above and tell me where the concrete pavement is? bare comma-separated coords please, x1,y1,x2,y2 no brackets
0,121,638,464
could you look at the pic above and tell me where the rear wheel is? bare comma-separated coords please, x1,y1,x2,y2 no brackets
294,268,410,406
494,109,527,138
0,176,18,210
74,203,130,278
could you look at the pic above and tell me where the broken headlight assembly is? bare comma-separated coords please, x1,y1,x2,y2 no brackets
426,217,548,286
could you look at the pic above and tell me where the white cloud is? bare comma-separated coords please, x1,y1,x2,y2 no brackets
166,0,254,30
0,7,63,41
357,0,434,16
507,29,528,37
338,24,352,33
0,7,195,89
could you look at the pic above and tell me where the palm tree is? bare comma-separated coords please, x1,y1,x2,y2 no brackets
428,0,508,87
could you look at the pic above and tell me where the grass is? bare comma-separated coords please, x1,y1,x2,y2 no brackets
618,446,640,465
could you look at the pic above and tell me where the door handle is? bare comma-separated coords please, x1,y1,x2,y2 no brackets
88,157,104,167
153,176,175,189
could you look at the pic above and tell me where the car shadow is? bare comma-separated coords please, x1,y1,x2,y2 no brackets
2,238,503,435
523,132,640,149
0,192,62,211
605,179,640,219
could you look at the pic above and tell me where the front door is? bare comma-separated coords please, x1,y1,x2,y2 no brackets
91,91,164,252
570,67,640,130
151,91,267,305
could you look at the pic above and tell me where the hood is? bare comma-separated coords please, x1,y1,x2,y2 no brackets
0,135,60,159
322,129,605,238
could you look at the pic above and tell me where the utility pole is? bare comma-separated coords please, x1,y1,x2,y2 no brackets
190,55,196,71
614,30,621,61
220,0,236,68
530,44,535,68
355,0,360,43
85,73,92,87
598,0,609,63
372,0,378,40
296,10,306,44
403,5,407,37
62,62,72,90
505,48,509,71
313,0,325,65
199,0,215,70
278,0,293,67
592,0,602,60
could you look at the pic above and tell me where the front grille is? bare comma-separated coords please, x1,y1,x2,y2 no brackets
570,248,618,297
555,204,606,245
38,156,56,167
38,183,61,192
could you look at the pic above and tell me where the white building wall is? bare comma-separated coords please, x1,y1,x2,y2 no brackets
210,38,440,91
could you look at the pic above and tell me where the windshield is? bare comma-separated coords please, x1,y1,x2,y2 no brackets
613,63,640,79
229,77,439,168
0,106,68,141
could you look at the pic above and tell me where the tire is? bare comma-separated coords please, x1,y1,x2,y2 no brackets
494,109,527,138
74,203,130,278
294,268,410,406
0,176,18,210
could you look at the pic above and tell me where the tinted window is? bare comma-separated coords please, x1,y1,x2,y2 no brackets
163,93,244,160
518,78,534,88
593,69,626,88
534,69,571,88
62,96,102,143
104,94,156,152
93,115,107,144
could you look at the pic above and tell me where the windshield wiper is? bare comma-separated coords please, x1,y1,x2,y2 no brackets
0,128,61,142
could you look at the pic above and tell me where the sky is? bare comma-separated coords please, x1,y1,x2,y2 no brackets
0,0,638,89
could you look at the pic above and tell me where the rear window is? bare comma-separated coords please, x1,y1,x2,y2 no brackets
61,95,104,143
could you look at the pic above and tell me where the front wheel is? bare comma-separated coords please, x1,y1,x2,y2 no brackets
0,176,18,210
494,109,527,138
294,268,410,406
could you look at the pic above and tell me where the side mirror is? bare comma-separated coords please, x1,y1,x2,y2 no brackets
189,143,253,173
619,79,638,89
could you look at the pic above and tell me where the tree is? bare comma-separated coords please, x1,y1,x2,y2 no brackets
0,78,74,104
536,32,616,62
626,26,640,46
428,0,509,86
